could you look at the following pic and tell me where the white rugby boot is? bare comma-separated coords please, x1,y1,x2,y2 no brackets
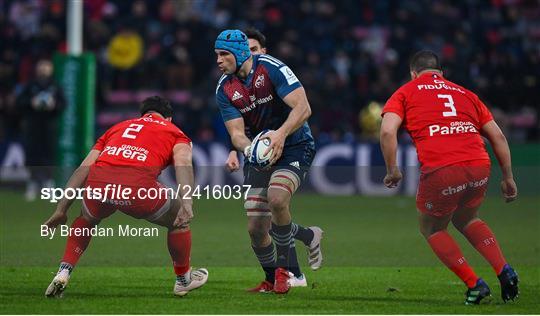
288,272,308,287
307,226,324,270
45,269,70,298
173,268,209,297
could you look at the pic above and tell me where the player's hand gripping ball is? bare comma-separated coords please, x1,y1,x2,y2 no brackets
248,129,274,168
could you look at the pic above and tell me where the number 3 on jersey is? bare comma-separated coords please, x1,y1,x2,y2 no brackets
438,94,457,117
122,124,144,139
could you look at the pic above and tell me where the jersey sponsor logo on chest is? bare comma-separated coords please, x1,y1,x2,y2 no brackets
429,121,478,136
237,94,274,114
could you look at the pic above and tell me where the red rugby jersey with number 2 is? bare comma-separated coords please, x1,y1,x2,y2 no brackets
382,72,493,172
89,113,191,185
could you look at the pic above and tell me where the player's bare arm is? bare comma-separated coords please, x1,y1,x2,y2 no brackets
226,150,240,172
43,149,101,228
263,87,312,164
173,143,195,228
224,118,252,157
380,112,403,188
481,120,518,202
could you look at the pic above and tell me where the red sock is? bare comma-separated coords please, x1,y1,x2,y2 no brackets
61,216,94,266
167,230,191,275
427,230,478,288
463,220,507,275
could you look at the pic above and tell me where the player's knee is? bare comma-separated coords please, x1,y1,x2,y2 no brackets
418,223,442,239
451,218,466,234
81,212,100,226
419,227,432,239
452,217,479,234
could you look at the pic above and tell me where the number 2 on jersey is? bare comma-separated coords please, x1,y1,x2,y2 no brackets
437,94,457,117
122,124,144,139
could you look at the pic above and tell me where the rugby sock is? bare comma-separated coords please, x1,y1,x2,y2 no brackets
271,222,302,277
463,220,507,275
427,230,478,288
287,243,302,277
167,230,191,276
291,222,315,246
252,243,276,282
176,272,191,287
58,262,73,274
61,216,94,266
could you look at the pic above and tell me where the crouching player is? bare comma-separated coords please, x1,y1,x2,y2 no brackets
44,96,208,297
380,50,519,304
215,30,323,294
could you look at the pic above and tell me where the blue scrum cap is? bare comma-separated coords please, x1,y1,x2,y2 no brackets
215,29,251,69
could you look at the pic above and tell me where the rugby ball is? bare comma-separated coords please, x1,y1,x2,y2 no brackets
249,130,274,167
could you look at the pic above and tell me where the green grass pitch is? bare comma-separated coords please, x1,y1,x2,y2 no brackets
1,191,539,314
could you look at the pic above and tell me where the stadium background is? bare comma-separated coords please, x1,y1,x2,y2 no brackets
0,0,539,314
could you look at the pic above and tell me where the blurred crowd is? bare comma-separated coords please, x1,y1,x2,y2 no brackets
1,0,539,145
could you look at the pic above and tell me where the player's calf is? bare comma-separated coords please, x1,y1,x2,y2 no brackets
247,216,272,247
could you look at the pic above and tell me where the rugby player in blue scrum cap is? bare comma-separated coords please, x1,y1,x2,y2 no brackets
214,29,323,294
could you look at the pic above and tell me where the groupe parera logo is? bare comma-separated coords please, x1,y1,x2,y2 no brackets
101,144,149,161
429,121,478,136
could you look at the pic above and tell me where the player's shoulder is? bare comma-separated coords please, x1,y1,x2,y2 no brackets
256,54,286,69
215,73,233,95
392,79,417,97
256,54,300,86
452,81,478,99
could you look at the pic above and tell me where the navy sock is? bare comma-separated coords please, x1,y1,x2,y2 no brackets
252,243,276,282
292,223,314,246
287,242,302,277
271,222,302,277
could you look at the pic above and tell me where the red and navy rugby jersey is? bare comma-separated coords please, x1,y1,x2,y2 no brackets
216,54,314,147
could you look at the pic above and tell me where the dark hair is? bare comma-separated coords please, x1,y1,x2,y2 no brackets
243,27,266,48
409,50,442,73
140,96,173,118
